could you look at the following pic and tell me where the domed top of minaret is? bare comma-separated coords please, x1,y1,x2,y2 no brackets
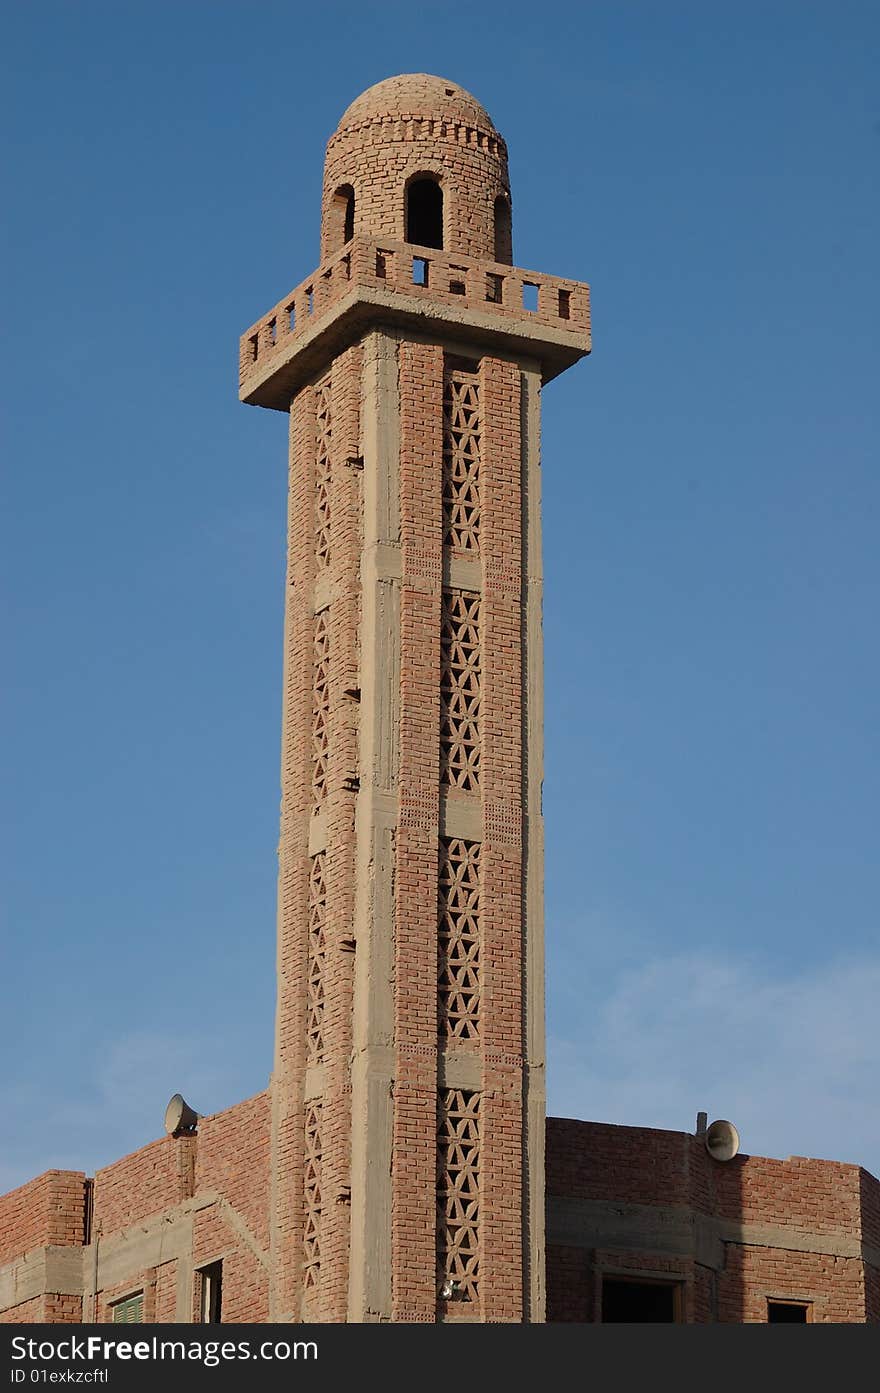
335,74,497,135
321,73,512,266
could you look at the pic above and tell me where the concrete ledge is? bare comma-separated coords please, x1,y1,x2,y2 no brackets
241,286,589,412
0,1246,86,1310
546,1195,874,1271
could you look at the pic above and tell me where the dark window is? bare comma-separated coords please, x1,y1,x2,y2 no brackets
768,1300,810,1323
602,1278,678,1323
493,194,512,264
327,185,355,254
406,177,443,249
199,1262,223,1323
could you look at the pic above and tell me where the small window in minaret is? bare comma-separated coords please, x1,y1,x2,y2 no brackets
493,194,512,265
329,185,355,254
406,177,443,250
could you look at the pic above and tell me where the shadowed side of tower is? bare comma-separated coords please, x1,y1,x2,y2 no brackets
239,73,590,1323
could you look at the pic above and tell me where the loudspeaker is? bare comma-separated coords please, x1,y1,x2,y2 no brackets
164,1094,199,1136
704,1118,740,1162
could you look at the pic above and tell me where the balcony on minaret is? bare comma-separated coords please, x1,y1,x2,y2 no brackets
239,234,590,411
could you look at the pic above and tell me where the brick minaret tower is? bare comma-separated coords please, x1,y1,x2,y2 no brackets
239,74,590,1323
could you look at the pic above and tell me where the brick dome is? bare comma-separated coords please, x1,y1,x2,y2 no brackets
321,74,511,265
335,74,497,135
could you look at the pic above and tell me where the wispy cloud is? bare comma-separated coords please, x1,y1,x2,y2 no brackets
5,957,878,1197
1,1028,266,1192
548,948,880,1177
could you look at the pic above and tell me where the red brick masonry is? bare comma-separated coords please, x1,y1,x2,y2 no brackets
2,1106,876,1322
546,1119,880,1323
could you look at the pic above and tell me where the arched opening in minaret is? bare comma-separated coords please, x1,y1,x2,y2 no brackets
405,176,443,250
493,194,512,265
327,184,355,254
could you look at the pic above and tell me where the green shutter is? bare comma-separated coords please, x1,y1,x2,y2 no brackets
112,1294,144,1323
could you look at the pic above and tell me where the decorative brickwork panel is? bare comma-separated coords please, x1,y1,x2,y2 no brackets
437,1089,481,1303
307,853,327,1064
442,369,481,551
311,612,330,804
440,590,481,791
303,1103,323,1293
314,377,332,570
438,838,480,1039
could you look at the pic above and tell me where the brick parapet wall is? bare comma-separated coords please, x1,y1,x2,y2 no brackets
0,1095,270,1325
239,237,589,403
546,1119,695,1209
713,1153,863,1236
0,1172,86,1265
546,1118,878,1323
547,1118,866,1236
93,1135,196,1234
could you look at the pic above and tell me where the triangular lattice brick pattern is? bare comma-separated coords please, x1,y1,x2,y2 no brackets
442,370,481,552
438,838,480,1040
311,611,330,805
307,852,327,1064
303,1101,323,1293
437,1089,481,1304
314,377,332,570
440,590,481,791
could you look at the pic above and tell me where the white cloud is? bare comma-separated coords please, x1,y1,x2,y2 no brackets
548,949,880,1178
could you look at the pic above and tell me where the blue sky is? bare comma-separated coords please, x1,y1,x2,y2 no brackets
2,1,878,1191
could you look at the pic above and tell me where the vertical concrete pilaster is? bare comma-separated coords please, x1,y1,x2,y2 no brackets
348,331,401,1321
521,363,546,1323
269,389,315,1321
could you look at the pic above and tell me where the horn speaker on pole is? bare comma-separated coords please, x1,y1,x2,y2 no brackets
164,1094,200,1136
704,1118,740,1162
